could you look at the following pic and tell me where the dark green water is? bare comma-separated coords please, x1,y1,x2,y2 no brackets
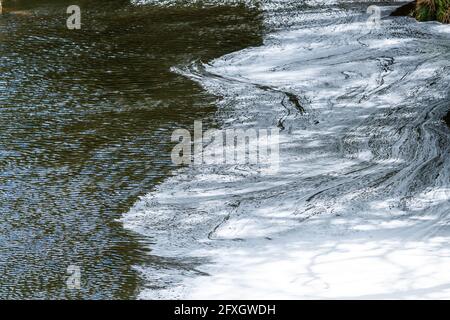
0,0,263,299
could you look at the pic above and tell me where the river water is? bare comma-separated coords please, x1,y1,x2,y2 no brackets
0,0,263,299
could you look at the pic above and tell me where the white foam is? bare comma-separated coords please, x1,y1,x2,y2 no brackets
122,2,450,299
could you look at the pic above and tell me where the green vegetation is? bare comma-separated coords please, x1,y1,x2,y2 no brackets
416,0,450,23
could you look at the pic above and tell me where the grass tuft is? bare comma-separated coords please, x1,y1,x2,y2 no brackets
415,0,450,23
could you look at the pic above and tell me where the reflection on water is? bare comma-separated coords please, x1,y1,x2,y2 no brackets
0,0,263,298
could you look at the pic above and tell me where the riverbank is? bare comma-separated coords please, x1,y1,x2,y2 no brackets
391,1,450,23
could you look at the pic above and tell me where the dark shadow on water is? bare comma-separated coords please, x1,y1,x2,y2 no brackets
390,1,416,17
